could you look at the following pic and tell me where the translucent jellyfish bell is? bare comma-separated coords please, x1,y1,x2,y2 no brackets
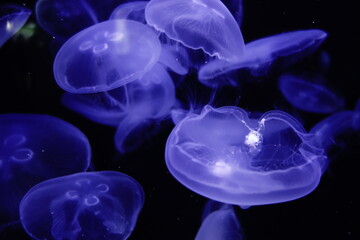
145,0,245,61
165,105,326,206
0,114,91,226
113,64,176,153
199,29,327,84
0,5,31,47
109,1,148,24
53,19,161,93
278,73,344,114
196,201,243,240
310,111,355,152
19,171,144,240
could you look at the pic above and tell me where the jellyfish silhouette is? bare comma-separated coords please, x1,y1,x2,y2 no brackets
109,1,148,24
145,0,245,61
278,73,344,114
310,111,355,152
35,0,125,39
165,105,326,206
198,29,327,86
353,98,360,130
62,64,175,153
53,19,161,93
19,171,144,240
196,201,243,240
0,4,31,47
0,114,91,227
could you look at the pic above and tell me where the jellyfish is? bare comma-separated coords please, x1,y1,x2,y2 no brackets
145,0,245,62
353,98,360,130
62,64,175,153
35,0,125,40
0,114,91,227
113,64,176,153
195,201,243,240
310,111,355,152
19,171,144,240
109,1,148,24
278,73,344,114
53,19,161,93
165,105,326,206
0,4,31,47
198,29,327,85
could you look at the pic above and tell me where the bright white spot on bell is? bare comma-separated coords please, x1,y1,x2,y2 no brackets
212,161,232,176
245,131,261,148
6,21,13,32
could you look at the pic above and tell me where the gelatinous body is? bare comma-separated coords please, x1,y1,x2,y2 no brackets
145,0,245,61
310,111,355,152
109,1,148,24
20,171,144,240
53,19,161,93
0,114,90,226
278,74,344,113
196,202,243,240
35,0,125,39
62,64,175,152
158,42,190,75
0,5,31,47
199,29,327,83
165,105,326,206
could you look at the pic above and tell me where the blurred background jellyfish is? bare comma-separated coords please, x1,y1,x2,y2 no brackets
353,98,360,131
0,4,31,47
278,73,344,114
310,111,356,152
195,200,243,240
35,0,126,40
19,171,144,240
109,1,148,24
53,19,161,93
0,114,91,227
63,64,176,153
165,105,326,206
198,29,327,86
145,0,245,62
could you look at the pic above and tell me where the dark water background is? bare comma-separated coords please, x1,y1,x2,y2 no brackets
0,0,359,239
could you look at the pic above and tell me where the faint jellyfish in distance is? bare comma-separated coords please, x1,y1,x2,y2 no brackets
0,4,31,47
145,0,245,62
19,171,144,240
53,19,161,93
278,73,344,114
0,114,91,227
109,1,148,24
165,105,327,206
198,29,327,87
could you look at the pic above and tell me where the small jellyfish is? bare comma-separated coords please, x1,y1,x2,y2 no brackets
165,105,326,206
62,64,175,153
35,0,125,39
145,0,245,61
113,64,176,153
0,114,91,226
196,201,243,240
19,171,144,240
310,111,355,152
53,19,161,93
198,29,327,85
278,73,344,114
0,4,31,47
109,1,148,24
